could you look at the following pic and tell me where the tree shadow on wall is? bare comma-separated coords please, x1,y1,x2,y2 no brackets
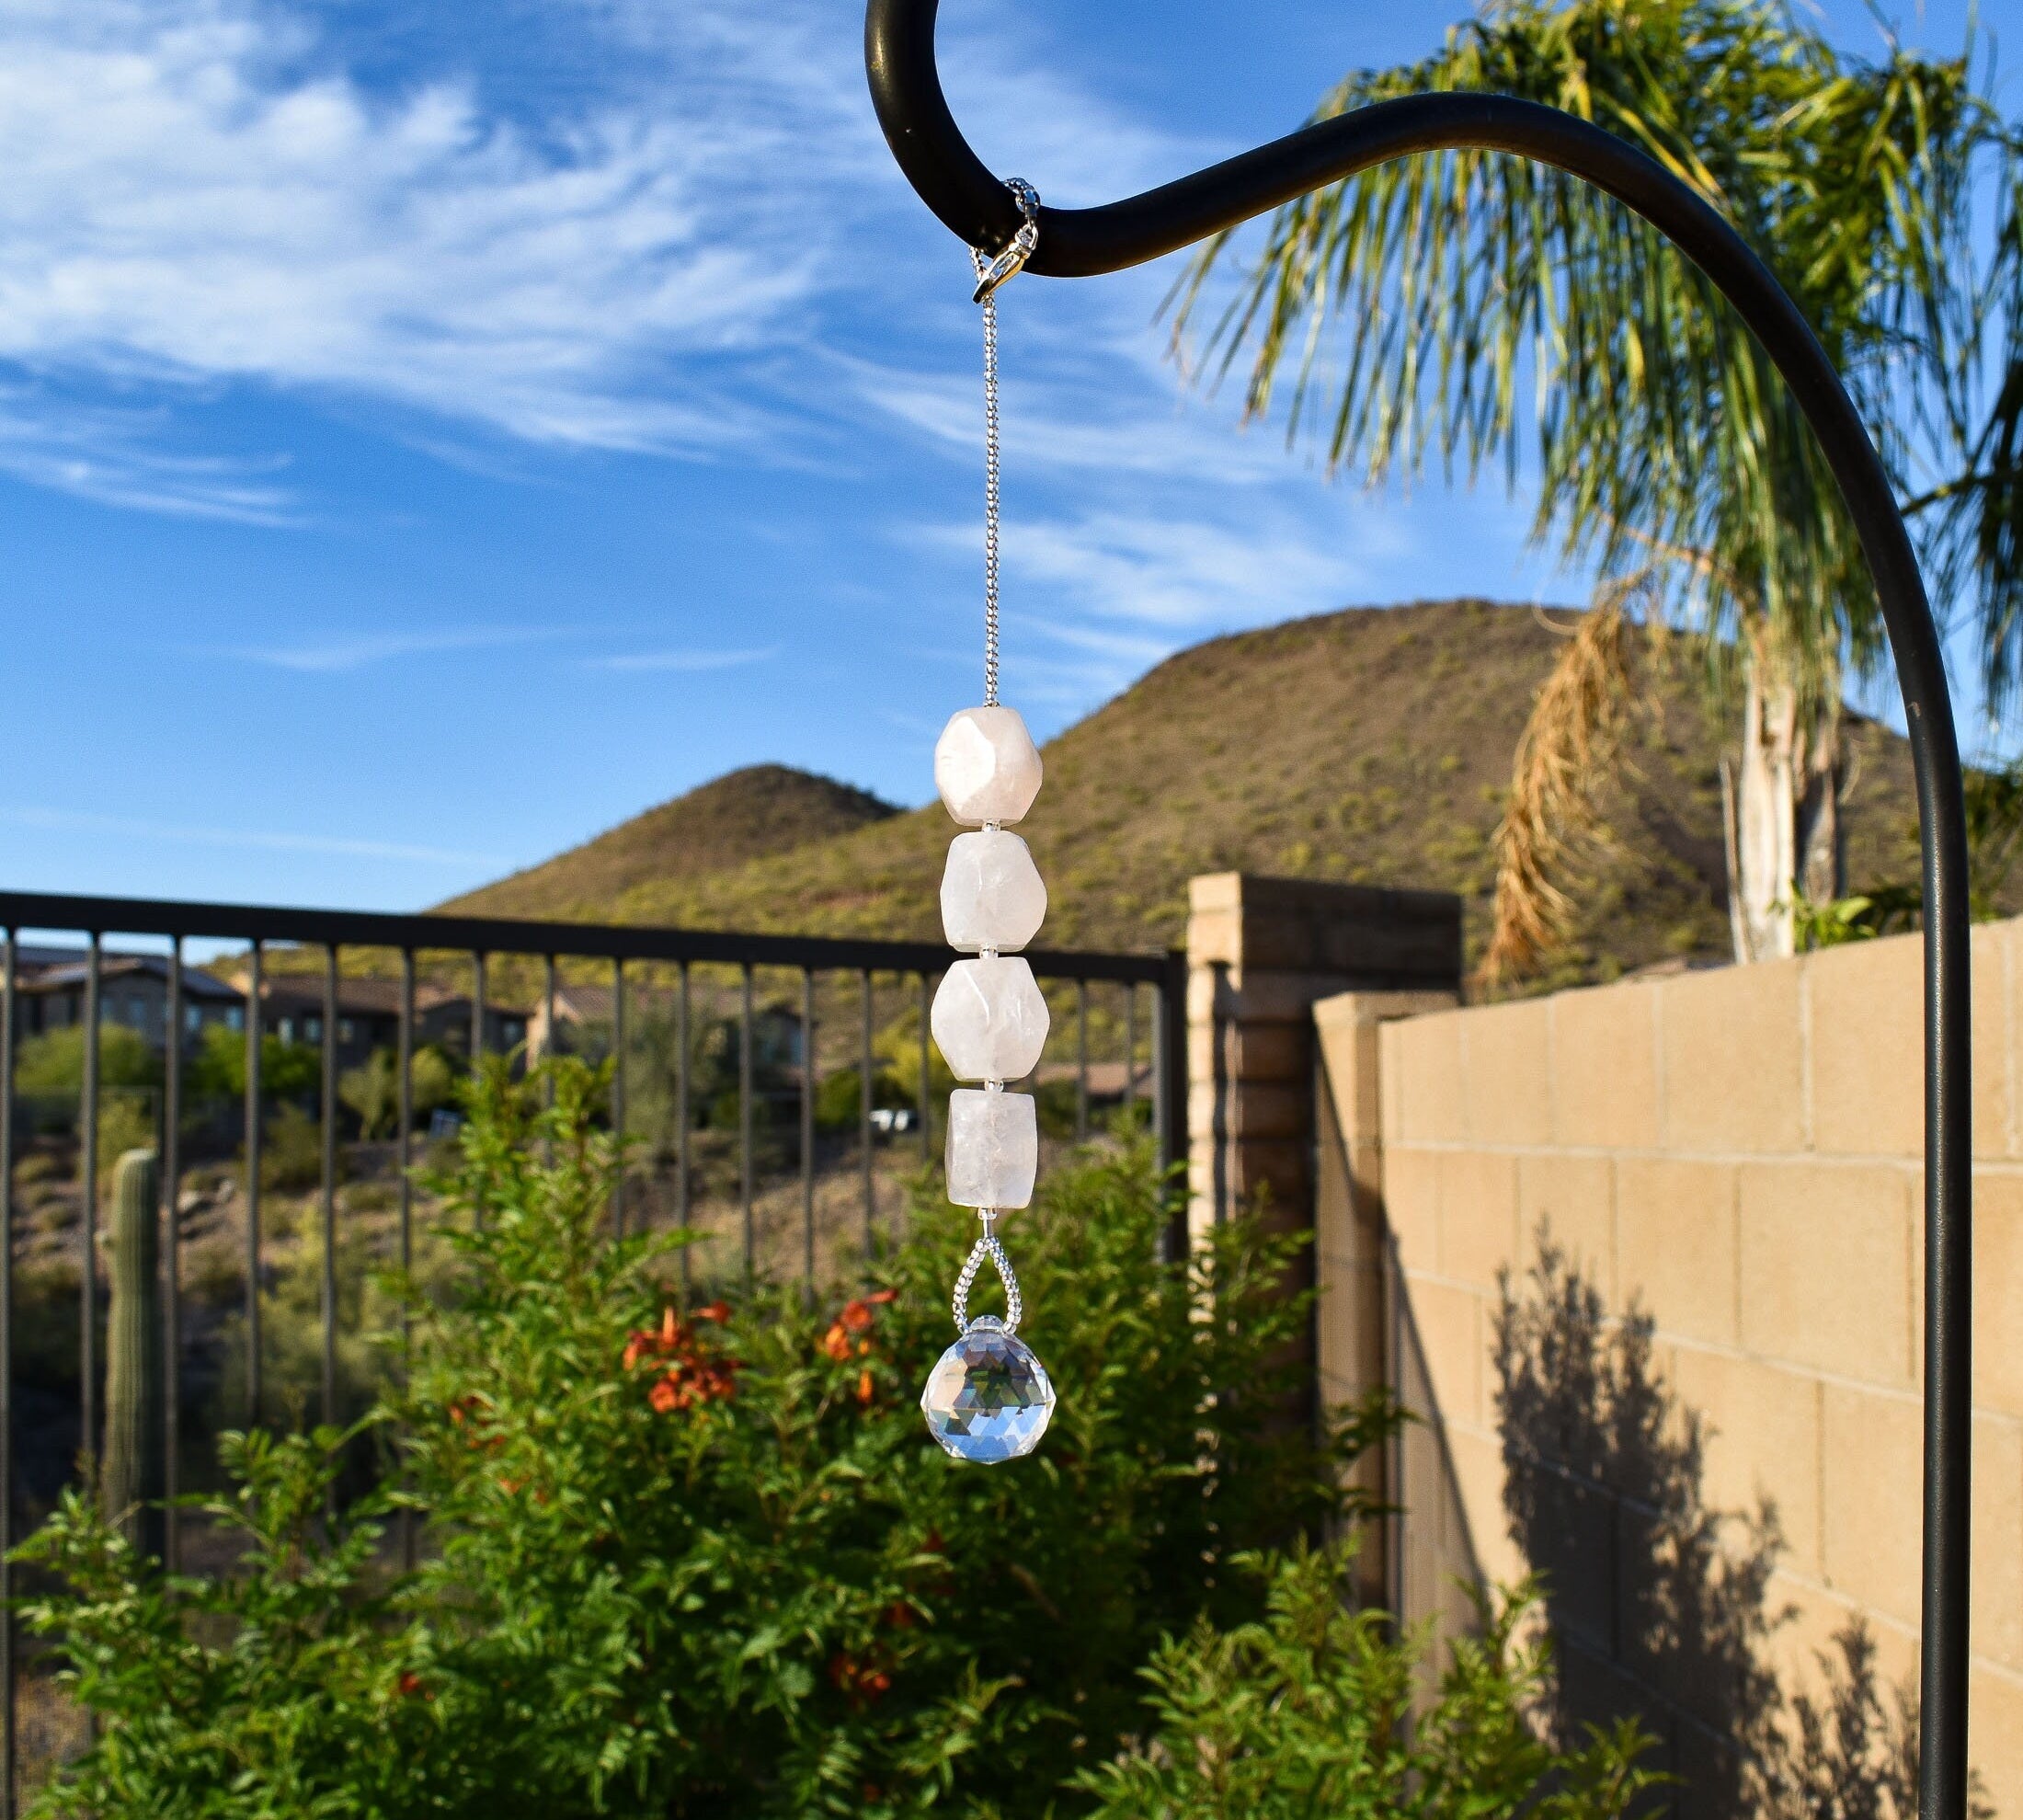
1492,1234,1968,1820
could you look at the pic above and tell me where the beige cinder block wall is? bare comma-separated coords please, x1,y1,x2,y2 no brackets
1317,919,2023,1814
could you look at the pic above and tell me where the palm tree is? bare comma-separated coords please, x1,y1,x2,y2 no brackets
1173,0,1990,972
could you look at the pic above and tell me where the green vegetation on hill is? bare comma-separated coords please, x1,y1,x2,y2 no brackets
441,602,1929,981
439,763,898,921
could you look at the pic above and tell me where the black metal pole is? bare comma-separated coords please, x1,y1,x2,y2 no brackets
864,12,1973,1814
80,934,100,1471
162,940,182,1573
320,947,338,1428
397,948,416,1573
611,958,627,1237
1,932,16,1819
244,942,262,1425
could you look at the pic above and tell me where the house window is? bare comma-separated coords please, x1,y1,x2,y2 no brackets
224,1007,244,1032
338,1018,356,1043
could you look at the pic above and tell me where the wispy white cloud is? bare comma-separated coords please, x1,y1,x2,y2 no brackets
582,646,777,673
0,383,300,521
846,356,1301,488
0,0,839,476
211,626,571,671
910,502,1404,634
0,804,502,867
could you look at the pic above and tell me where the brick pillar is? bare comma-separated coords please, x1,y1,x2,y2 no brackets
1312,989,1458,1605
1185,874,1462,1246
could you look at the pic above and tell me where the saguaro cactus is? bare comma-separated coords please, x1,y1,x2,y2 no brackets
103,1148,165,1561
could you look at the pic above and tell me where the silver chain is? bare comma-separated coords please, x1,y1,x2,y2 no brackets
947,180,1040,1341
968,178,1038,713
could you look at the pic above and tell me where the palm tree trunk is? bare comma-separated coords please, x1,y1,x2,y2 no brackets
1732,660,1799,961
1728,657,1844,962
1795,702,1846,907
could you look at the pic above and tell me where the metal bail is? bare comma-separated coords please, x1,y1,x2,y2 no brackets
971,177,1041,301
952,1223,1023,1333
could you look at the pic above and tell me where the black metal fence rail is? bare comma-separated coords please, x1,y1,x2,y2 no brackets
0,887,1186,1814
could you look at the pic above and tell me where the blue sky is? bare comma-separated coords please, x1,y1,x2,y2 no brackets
0,0,2013,913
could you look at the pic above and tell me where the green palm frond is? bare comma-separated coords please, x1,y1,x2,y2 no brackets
1172,0,1988,710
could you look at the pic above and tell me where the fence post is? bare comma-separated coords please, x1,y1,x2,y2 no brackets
1184,875,1461,1414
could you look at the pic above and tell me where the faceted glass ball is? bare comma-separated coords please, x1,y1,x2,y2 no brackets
934,706,1044,827
920,1317,1055,1462
941,829,1047,953
946,1087,1038,1208
931,956,1049,1081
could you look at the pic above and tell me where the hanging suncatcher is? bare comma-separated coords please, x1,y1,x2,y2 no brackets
918,179,1057,1464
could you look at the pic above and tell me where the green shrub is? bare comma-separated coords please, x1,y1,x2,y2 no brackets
188,1024,321,1105
259,1104,331,1193
1076,1542,1660,1819
338,1043,459,1140
14,1058,1646,1819
94,1093,157,1178
814,1065,908,1132
14,1025,157,1099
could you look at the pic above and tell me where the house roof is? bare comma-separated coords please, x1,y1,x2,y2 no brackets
227,972,528,1019
544,982,801,1025
20,954,242,1002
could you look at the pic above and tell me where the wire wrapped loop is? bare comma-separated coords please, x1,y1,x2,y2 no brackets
952,1228,1023,1333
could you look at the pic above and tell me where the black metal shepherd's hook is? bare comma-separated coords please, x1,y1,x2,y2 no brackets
864,4,1975,1814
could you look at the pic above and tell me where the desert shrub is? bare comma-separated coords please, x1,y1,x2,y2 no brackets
15,1059,1639,1819
258,1104,331,1193
188,1024,321,1105
93,1094,157,1178
814,1065,909,1132
14,1026,156,1099
339,1044,458,1140
1077,1542,1659,1819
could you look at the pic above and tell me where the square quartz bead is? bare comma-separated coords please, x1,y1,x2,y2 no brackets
931,956,1049,1082
947,1089,1038,1208
942,829,1047,953
935,706,1044,826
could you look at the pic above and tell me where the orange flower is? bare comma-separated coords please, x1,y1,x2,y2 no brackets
855,1368,875,1405
828,1650,895,1708
630,1304,740,1414
397,1671,429,1700
822,1288,899,1365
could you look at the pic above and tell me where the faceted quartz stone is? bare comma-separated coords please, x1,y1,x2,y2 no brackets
920,1316,1055,1462
941,829,1047,953
931,956,1048,1082
945,1087,1038,1208
935,706,1044,827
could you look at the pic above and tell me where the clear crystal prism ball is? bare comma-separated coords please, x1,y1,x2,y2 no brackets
920,1317,1055,1462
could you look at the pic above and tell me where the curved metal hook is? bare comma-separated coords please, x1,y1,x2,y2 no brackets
865,5,1973,1815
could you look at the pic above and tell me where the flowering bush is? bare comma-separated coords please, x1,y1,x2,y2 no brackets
14,1059,1648,1817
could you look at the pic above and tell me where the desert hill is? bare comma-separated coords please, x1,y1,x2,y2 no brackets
440,763,900,923
440,601,1928,982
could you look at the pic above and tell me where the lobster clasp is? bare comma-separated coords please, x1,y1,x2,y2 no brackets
970,177,1042,301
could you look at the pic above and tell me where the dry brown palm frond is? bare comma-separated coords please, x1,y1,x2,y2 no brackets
1479,577,1650,986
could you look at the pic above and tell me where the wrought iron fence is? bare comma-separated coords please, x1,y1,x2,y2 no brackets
0,887,1185,1811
